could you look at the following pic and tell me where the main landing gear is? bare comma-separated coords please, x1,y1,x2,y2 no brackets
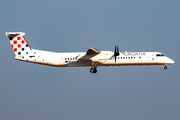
90,67,97,73
164,65,167,70
90,62,98,73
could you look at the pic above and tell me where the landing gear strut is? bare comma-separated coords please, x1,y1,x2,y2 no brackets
164,65,167,70
90,62,98,73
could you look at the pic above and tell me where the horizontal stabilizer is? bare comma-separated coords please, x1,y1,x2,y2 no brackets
6,32,25,36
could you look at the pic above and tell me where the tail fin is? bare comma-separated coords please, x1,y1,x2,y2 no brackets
6,32,32,57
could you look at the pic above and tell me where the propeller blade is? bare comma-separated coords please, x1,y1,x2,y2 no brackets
114,45,120,56
113,45,120,63
117,45,119,56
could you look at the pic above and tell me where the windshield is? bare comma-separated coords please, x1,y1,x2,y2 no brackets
156,54,165,57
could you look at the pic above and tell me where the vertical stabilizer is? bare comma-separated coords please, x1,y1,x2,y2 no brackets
6,32,31,57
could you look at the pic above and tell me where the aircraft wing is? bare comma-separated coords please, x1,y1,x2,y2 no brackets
76,48,101,61
86,48,101,55
76,48,101,60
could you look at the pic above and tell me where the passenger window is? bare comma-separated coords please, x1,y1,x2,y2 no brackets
139,57,141,59
128,57,130,59
65,58,67,60
70,58,72,60
123,57,125,59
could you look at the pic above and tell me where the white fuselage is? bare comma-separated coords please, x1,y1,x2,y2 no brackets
6,32,174,73
14,49,174,67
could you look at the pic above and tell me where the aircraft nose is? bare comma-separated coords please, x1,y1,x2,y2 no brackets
171,59,175,64
166,58,175,64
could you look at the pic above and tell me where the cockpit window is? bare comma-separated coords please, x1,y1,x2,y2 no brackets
156,54,165,57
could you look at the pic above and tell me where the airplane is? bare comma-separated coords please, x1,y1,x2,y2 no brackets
6,32,174,73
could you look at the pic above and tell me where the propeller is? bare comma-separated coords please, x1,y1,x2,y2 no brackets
113,45,120,63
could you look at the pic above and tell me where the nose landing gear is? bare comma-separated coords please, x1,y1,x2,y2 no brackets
164,65,167,70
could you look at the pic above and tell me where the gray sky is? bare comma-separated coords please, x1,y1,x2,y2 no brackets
0,0,180,120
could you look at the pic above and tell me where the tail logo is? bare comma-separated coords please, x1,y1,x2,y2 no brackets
6,32,31,57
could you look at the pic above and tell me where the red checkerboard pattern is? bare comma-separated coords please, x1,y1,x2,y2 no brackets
9,36,29,56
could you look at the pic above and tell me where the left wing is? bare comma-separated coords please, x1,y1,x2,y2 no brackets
76,48,101,60
86,48,101,55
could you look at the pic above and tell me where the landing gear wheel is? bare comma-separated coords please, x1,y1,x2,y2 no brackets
164,65,167,70
90,67,97,73
90,68,94,73
94,69,97,73
90,62,98,73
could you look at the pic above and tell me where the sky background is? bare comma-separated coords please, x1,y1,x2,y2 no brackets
0,0,180,120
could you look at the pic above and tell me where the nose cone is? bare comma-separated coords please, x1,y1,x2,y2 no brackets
166,58,175,64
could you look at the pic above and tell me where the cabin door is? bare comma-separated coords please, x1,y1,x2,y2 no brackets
60,57,64,64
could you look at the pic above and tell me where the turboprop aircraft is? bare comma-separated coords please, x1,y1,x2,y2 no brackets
6,32,174,73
